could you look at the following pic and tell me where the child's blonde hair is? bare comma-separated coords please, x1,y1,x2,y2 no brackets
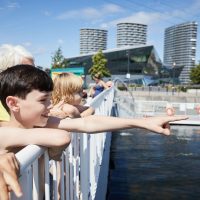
52,72,83,105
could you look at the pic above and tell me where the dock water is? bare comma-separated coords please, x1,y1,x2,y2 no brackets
107,126,200,200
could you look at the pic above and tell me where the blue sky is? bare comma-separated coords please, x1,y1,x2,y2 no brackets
0,0,199,68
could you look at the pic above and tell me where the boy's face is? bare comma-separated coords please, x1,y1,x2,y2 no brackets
16,90,51,128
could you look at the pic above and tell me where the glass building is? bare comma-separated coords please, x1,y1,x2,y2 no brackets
65,45,183,85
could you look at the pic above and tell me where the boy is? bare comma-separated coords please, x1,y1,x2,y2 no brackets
0,65,71,159
0,64,188,141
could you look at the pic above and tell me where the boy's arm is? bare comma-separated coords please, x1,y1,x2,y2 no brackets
47,115,188,135
0,127,71,150
101,80,109,89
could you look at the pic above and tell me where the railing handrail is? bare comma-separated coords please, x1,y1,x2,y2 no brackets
16,145,45,174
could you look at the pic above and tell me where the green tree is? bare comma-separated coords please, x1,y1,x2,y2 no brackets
190,64,200,84
51,47,69,68
89,49,111,78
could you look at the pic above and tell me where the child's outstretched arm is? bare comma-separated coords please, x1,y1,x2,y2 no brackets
47,115,188,135
0,152,22,199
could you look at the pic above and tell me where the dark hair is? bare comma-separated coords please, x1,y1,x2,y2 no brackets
0,64,53,113
93,73,102,80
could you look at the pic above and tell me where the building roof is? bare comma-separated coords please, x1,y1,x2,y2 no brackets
66,44,154,59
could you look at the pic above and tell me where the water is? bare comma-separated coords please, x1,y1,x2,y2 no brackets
107,126,200,200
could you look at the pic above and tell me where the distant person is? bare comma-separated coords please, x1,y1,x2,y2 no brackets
89,73,109,98
195,105,200,115
106,80,113,88
166,103,175,116
0,44,34,122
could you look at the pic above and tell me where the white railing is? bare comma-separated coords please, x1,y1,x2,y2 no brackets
11,87,114,200
132,100,200,117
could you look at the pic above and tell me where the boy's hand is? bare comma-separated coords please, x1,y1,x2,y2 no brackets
142,115,188,135
0,153,22,200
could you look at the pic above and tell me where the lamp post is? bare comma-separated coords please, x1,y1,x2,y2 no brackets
172,62,176,96
172,62,176,86
126,50,130,85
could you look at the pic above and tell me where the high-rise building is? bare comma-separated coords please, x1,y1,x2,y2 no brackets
80,28,107,54
117,23,147,47
163,21,198,84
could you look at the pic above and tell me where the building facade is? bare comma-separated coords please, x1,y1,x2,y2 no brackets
80,28,107,54
65,45,182,85
117,23,147,47
163,21,198,84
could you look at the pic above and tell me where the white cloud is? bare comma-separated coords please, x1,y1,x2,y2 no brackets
0,1,20,11
57,3,124,20
100,11,164,29
80,8,101,19
7,2,20,9
102,4,124,13
23,42,32,47
57,10,79,20
58,39,64,44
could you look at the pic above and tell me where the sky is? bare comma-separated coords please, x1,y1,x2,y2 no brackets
0,0,200,68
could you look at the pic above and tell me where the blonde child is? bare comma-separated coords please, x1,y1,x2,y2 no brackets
51,72,94,118
51,72,95,198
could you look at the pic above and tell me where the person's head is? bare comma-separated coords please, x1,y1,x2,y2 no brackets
0,44,34,72
52,73,84,105
0,65,53,128
92,73,102,83
106,81,113,88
